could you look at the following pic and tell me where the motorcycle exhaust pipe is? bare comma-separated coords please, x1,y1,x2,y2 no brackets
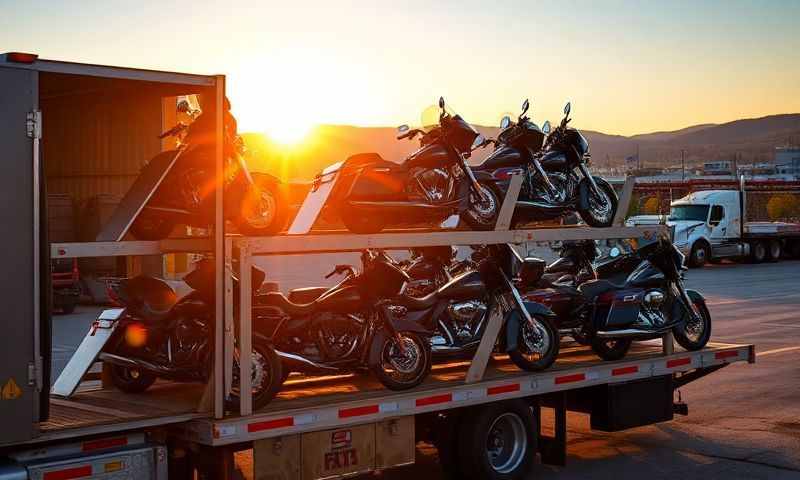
98,352,172,375
595,328,668,339
275,350,339,371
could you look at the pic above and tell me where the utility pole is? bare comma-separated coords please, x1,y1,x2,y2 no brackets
681,149,685,181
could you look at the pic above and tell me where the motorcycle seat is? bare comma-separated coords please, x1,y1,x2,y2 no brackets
113,276,178,321
398,291,438,311
577,279,625,300
288,286,329,304
258,292,316,316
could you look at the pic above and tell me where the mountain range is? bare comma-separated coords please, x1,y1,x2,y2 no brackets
243,113,800,181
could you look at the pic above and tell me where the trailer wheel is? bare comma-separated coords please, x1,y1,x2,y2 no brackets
750,241,767,263
688,241,709,268
457,400,537,480
768,240,782,262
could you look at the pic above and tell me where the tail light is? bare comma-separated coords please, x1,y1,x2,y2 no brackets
5,52,38,64
124,322,148,347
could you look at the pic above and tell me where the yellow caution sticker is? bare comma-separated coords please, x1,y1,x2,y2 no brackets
1,378,22,400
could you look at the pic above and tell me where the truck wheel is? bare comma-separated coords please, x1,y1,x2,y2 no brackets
768,240,782,262
688,241,710,268
750,241,767,263
457,400,537,480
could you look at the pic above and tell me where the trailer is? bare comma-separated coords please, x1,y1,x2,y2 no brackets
628,177,800,267
0,53,755,480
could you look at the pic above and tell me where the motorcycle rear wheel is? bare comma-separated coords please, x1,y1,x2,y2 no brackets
109,365,157,393
130,214,175,240
371,332,431,390
578,179,618,227
507,315,559,372
227,337,283,412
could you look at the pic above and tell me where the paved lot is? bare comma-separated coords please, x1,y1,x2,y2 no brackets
51,259,800,478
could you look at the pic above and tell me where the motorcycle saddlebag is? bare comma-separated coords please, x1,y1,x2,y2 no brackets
593,289,642,329
343,154,407,201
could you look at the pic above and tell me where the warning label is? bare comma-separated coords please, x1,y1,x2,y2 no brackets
1,378,23,400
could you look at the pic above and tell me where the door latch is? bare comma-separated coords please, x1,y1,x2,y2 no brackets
26,110,42,139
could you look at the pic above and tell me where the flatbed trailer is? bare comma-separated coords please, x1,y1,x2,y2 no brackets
0,54,756,480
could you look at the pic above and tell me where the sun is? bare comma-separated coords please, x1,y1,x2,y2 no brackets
266,122,313,146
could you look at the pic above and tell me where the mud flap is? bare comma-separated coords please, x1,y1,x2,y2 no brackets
288,161,343,235
51,308,124,397
96,150,181,241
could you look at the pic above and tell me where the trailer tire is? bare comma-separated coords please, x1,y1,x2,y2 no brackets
688,241,710,268
768,240,782,262
750,241,767,263
457,400,537,480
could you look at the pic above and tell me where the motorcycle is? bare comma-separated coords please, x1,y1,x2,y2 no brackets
388,244,560,371
54,259,283,411
129,97,287,240
476,100,618,227
255,250,433,391
317,97,501,233
523,236,712,360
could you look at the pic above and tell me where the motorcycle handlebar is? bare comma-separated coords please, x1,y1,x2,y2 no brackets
325,264,355,279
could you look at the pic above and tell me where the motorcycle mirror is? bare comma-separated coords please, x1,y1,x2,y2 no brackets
542,120,551,134
563,101,571,116
520,99,530,117
471,134,487,151
500,116,511,129
439,96,445,109
397,124,410,133
609,247,621,258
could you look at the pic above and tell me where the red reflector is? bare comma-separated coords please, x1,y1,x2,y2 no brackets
339,405,379,418
43,465,92,480
554,373,586,385
715,350,738,360
416,393,452,407
82,436,127,452
6,52,38,64
487,383,520,395
248,417,294,433
612,366,639,376
667,357,691,368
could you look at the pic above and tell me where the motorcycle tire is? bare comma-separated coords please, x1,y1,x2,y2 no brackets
460,181,501,230
673,300,712,351
227,336,283,412
341,207,386,234
236,177,288,236
371,332,432,391
507,315,560,372
129,214,175,240
590,337,633,361
109,364,157,394
578,178,618,228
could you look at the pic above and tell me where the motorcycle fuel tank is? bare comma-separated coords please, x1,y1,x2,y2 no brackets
403,143,452,170
479,146,525,172
316,285,364,314
436,271,485,302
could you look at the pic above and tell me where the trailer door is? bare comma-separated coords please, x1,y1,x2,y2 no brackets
0,66,41,443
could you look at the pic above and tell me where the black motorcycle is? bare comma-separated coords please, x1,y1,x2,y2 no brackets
477,100,618,227
387,244,560,371
255,250,433,391
94,259,283,411
129,98,287,240
524,237,712,360
322,97,500,233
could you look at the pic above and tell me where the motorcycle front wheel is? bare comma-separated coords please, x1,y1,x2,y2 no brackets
227,337,283,412
461,182,501,230
236,177,288,236
673,300,712,351
507,315,560,372
371,332,432,390
578,178,618,227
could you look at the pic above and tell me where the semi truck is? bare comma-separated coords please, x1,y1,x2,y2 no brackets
0,53,755,480
628,179,800,267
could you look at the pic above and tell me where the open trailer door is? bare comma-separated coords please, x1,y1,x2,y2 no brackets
0,60,44,443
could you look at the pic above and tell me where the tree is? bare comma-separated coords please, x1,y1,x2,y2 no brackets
767,194,800,221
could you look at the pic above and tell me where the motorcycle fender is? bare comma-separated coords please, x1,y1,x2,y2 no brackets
673,288,706,320
51,308,126,397
505,302,556,352
685,289,706,306
578,176,614,211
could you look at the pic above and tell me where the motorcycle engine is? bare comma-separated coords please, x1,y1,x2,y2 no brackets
447,300,487,341
173,317,208,364
313,312,362,361
638,290,667,327
410,167,451,203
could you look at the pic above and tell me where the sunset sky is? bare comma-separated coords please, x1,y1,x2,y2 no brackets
3,0,799,139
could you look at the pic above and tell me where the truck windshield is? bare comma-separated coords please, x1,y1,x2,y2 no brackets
669,205,709,222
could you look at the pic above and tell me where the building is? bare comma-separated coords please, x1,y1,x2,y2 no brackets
775,147,800,177
702,160,733,175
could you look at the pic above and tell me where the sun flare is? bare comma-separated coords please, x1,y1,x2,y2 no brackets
266,122,313,146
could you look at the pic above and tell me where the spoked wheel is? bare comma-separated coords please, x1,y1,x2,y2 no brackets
578,179,618,227
109,365,157,393
236,179,287,236
371,332,431,390
508,315,559,372
227,337,283,412
590,337,633,361
674,299,712,351
457,400,537,480
130,213,175,240
461,182,501,230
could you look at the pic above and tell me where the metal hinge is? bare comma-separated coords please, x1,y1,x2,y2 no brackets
26,110,42,139
28,357,43,390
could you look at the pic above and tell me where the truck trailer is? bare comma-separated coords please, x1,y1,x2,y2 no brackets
0,53,755,480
